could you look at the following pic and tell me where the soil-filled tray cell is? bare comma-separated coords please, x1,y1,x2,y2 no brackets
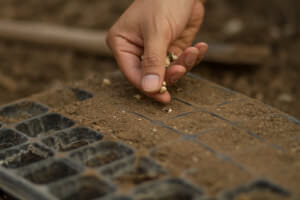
50,176,115,200
70,141,134,168
133,178,204,200
42,127,103,152
0,101,48,124
71,88,93,101
15,113,75,137
0,128,27,151
0,143,53,169
101,157,167,190
22,160,79,185
221,180,291,200
101,157,166,179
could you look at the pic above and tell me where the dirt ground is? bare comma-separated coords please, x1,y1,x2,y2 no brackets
0,0,299,119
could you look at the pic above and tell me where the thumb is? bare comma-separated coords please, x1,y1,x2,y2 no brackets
141,35,169,93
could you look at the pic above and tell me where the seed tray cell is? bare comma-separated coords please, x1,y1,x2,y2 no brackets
132,178,204,200
20,159,79,185
0,101,48,124
0,143,53,169
42,127,104,152
70,141,134,168
101,156,167,184
15,113,75,138
50,176,116,200
221,179,291,200
0,128,27,151
71,88,94,101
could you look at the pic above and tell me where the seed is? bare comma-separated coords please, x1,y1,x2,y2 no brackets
165,57,171,68
160,86,167,94
162,81,167,86
103,78,111,86
171,54,178,61
134,94,142,100
152,128,158,133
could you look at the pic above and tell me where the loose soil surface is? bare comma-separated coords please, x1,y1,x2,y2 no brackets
0,1,300,199
27,72,300,199
0,0,299,119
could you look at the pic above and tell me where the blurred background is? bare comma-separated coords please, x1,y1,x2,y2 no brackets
0,0,299,118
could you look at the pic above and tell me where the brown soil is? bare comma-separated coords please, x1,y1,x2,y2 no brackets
24,72,299,199
0,0,299,120
0,0,299,199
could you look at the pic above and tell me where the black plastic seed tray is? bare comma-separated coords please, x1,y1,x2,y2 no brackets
132,178,204,200
0,100,207,200
220,179,291,200
0,101,48,124
42,127,104,152
71,88,93,101
0,128,27,151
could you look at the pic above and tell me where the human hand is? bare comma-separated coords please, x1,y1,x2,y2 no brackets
106,0,208,103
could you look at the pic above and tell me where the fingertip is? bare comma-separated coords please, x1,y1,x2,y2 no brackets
166,65,186,85
194,42,208,64
195,42,208,52
156,92,172,104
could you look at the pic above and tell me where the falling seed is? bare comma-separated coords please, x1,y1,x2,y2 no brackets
162,81,167,86
103,78,111,86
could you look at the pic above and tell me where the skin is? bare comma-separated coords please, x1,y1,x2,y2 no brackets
106,0,208,103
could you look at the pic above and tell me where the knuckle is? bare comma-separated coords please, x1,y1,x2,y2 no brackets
142,54,164,70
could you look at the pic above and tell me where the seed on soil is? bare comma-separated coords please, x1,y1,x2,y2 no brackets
163,107,173,113
152,128,158,133
134,94,142,100
103,78,111,86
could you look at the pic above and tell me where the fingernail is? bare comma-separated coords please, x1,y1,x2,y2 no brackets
185,53,198,68
142,74,160,92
